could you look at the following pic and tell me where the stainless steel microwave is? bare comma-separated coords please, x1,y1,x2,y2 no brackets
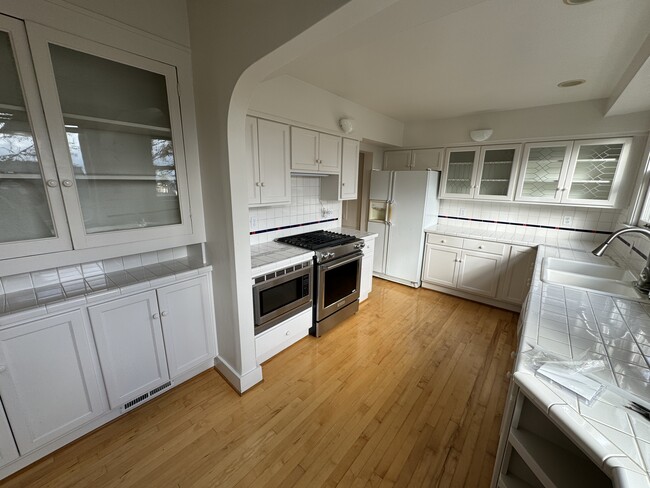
253,261,313,335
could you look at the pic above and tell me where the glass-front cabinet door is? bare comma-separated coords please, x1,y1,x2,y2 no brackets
0,15,72,259
27,23,192,248
440,148,479,199
476,145,520,200
515,142,573,203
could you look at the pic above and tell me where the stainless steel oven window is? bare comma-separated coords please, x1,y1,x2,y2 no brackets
317,252,362,321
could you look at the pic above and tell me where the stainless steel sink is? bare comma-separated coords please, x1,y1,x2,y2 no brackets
541,258,644,299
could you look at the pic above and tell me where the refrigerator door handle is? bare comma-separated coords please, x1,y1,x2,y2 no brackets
387,200,394,224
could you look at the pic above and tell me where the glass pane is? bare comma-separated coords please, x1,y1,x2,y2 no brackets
0,31,55,243
568,143,623,201
521,146,566,199
478,148,515,197
324,261,358,307
446,151,475,195
49,45,181,234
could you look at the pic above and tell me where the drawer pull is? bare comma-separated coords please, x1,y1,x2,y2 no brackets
153,313,160,319
441,239,446,243
478,245,484,249
285,331,290,336
161,311,168,317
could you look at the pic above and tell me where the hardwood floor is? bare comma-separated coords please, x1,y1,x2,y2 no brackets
3,279,518,488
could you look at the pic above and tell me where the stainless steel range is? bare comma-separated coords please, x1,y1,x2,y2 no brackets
277,230,365,337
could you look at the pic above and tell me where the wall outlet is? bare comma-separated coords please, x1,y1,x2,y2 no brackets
458,208,466,217
562,216,573,226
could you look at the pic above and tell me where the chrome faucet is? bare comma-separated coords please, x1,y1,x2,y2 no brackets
593,227,650,293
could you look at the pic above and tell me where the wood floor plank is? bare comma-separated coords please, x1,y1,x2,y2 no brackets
2,278,517,488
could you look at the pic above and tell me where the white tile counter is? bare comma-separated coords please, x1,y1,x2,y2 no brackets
330,227,379,240
514,244,650,486
250,241,314,278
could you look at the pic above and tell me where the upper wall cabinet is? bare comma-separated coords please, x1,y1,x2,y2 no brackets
515,138,632,207
440,144,520,201
246,116,291,206
291,127,341,173
340,138,360,200
384,148,443,171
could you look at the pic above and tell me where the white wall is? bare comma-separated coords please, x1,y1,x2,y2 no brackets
404,99,650,147
250,75,404,146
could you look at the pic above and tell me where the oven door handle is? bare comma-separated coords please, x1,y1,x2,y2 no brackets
320,253,362,271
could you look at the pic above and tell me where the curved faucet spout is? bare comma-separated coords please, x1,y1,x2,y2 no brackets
592,227,650,294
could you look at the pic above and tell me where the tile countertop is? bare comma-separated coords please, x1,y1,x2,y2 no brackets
515,245,650,486
0,258,211,327
331,227,379,240
250,241,314,278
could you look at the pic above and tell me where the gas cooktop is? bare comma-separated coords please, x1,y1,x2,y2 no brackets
277,230,357,250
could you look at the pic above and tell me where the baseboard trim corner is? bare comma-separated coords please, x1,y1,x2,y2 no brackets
214,357,263,394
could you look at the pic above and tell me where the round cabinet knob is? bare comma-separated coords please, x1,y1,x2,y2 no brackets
261,182,265,187
161,311,168,317
0,365,6,373
61,179,73,187
153,313,160,319
46,179,59,188
255,182,261,187
342,183,345,186
478,245,484,249
506,371,512,379
285,331,290,336
441,239,446,243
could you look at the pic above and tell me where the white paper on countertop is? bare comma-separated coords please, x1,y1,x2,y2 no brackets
537,363,604,403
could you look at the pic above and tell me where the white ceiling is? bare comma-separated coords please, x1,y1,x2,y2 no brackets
278,0,650,122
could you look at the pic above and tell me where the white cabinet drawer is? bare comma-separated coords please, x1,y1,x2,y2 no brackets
462,239,506,255
426,233,463,248
255,308,311,363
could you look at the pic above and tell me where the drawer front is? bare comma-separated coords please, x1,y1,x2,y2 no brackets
255,308,311,363
462,238,506,255
426,233,463,248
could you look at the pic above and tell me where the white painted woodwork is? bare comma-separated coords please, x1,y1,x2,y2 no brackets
246,116,261,205
426,233,463,248
255,308,311,363
456,250,503,297
462,238,506,255
88,292,169,409
440,147,480,199
257,119,291,205
383,150,411,171
290,127,319,171
411,148,443,171
0,310,106,454
360,236,376,302
422,244,460,288
0,400,19,466
515,142,574,204
318,133,342,173
368,221,388,274
475,144,521,201
157,276,217,379
498,246,536,304
340,138,360,200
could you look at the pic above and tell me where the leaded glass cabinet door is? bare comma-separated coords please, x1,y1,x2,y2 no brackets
441,148,479,199
475,144,520,200
27,23,192,249
515,142,573,203
0,15,71,259
563,138,631,207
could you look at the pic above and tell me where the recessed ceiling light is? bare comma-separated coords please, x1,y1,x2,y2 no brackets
557,79,586,88
563,0,595,5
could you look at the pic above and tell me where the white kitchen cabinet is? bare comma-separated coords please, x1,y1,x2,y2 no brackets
514,138,631,207
88,291,169,409
456,250,503,297
255,308,311,363
0,400,18,467
0,310,107,454
157,276,217,379
340,138,360,200
498,245,536,304
247,117,291,206
440,145,520,201
360,236,376,302
422,244,460,288
383,148,443,171
290,127,341,173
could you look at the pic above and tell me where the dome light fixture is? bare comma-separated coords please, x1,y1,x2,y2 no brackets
470,129,493,142
557,79,586,88
563,0,595,5
339,118,354,134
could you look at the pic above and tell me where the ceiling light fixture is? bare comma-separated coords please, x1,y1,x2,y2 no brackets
563,0,595,5
470,129,493,142
339,118,354,134
557,79,586,88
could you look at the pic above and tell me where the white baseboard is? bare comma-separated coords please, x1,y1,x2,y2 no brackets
214,356,263,394
420,282,521,312
373,273,420,288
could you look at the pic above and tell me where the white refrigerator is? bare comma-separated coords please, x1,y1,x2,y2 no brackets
367,170,439,287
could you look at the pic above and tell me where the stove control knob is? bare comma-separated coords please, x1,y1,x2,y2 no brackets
354,242,365,249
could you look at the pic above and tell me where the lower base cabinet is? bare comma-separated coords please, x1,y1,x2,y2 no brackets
256,308,311,363
360,236,376,302
0,400,19,467
0,310,107,454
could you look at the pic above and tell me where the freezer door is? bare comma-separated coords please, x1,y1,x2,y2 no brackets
369,171,392,201
367,221,388,274
385,172,431,285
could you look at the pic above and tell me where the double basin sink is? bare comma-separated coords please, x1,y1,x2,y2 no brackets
541,257,645,299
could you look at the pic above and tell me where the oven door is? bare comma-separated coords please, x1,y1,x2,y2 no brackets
253,267,312,335
317,252,362,322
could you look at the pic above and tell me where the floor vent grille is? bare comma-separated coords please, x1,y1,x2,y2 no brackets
150,381,172,396
123,393,149,411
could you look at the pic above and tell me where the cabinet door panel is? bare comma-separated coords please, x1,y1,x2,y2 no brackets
0,399,18,467
290,127,319,171
360,252,374,301
498,246,535,304
318,133,342,173
27,23,193,248
515,142,573,203
383,150,411,171
457,251,502,297
441,148,479,199
340,138,359,200
89,292,169,409
476,145,520,200
246,116,261,205
421,244,459,287
411,148,443,171
0,310,106,454
157,276,217,379
258,119,291,205
0,15,72,259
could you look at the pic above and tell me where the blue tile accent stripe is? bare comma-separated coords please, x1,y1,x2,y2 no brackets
438,215,611,235
250,218,339,235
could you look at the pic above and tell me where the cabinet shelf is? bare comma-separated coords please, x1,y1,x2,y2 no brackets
62,113,171,136
0,103,26,113
0,173,42,180
74,174,171,181
481,179,510,182
484,161,515,165
576,158,618,162
571,180,612,184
